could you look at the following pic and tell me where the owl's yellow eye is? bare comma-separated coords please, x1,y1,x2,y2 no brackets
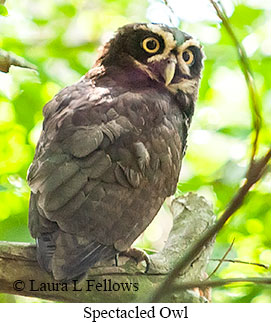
142,37,160,54
182,49,194,65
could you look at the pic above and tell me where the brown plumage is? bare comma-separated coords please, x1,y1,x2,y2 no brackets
27,23,204,281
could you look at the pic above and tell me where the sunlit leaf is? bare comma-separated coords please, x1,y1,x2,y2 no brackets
0,4,8,16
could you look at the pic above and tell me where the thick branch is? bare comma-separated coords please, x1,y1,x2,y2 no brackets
0,49,36,73
0,193,215,303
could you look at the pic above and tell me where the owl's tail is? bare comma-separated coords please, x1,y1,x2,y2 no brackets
37,231,117,281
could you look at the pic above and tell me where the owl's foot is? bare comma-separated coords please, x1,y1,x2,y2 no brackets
120,247,150,273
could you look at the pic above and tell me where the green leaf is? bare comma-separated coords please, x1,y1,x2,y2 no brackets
0,4,8,16
218,126,251,139
0,185,8,192
9,66,40,85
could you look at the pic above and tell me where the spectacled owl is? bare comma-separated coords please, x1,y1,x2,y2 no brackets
27,23,204,281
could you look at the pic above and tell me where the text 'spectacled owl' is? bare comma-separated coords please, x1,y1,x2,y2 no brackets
27,23,204,281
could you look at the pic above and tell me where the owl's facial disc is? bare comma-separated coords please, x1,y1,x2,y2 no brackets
127,24,204,93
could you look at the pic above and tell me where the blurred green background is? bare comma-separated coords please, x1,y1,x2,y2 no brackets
0,0,270,303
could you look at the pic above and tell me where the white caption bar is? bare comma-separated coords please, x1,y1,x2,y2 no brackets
1,303,270,323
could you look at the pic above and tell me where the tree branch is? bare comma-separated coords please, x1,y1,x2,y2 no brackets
0,193,215,302
0,49,37,73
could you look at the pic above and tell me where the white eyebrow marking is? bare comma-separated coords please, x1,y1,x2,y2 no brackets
135,24,177,63
178,39,201,52
177,39,203,76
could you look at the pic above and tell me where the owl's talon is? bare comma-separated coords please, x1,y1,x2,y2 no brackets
114,253,119,267
120,247,150,273
144,260,150,274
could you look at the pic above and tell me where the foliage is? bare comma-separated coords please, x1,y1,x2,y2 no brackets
0,0,270,302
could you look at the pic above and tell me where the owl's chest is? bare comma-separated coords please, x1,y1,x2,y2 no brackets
102,90,185,193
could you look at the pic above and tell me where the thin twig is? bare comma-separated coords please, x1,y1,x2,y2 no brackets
210,258,269,270
207,238,235,279
172,277,271,292
211,0,262,163
162,0,176,26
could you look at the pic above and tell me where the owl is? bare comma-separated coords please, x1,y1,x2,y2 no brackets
27,23,204,281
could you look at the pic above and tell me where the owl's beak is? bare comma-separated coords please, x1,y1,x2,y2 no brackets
163,56,177,86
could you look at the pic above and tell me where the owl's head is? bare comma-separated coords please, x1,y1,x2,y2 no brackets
94,23,204,99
